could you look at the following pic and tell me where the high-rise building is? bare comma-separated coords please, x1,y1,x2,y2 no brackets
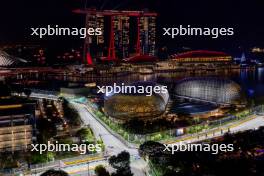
83,11,105,64
113,16,130,59
138,16,156,56
0,85,36,152
73,9,157,64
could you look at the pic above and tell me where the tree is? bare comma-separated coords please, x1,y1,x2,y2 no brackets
143,127,264,176
40,169,69,176
30,151,54,164
37,118,56,143
62,98,81,126
139,141,165,158
10,83,23,95
23,88,32,97
95,165,110,176
0,82,11,96
76,128,94,143
111,168,133,176
109,151,133,176
0,152,17,169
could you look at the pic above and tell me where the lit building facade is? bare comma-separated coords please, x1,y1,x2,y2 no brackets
113,15,130,59
174,77,244,105
104,82,169,121
0,50,27,67
0,99,36,152
138,16,156,56
171,50,232,64
74,9,157,64
84,12,105,64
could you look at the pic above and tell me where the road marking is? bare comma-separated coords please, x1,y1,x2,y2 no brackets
64,156,104,165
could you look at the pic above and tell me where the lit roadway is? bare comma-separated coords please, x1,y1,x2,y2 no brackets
28,92,264,176
71,103,138,155
29,92,58,101
30,103,147,176
28,93,147,176
166,115,264,145
70,102,147,176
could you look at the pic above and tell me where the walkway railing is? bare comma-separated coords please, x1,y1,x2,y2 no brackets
83,99,264,145
2,153,105,175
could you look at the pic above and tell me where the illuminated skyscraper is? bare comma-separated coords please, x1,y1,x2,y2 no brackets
138,16,156,56
113,16,130,59
74,9,157,64
83,11,105,64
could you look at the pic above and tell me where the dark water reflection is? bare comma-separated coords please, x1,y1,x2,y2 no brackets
154,68,264,100
153,68,264,114
34,68,264,101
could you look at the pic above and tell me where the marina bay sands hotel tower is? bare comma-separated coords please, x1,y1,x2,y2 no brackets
73,8,157,65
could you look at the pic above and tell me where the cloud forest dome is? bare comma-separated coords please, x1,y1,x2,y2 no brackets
174,77,244,105
0,50,27,67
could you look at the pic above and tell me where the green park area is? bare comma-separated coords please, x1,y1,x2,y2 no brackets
29,97,103,165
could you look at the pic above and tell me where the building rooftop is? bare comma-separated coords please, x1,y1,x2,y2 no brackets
0,50,27,67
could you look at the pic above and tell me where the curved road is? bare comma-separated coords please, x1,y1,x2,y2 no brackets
70,102,147,176
71,102,138,156
28,92,264,176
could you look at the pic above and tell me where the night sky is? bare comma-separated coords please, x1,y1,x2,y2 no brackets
0,0,264,52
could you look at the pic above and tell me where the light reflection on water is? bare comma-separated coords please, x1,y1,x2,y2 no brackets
154,68,264,99
149,68,264,113
39,67,264,99
232,68,264,98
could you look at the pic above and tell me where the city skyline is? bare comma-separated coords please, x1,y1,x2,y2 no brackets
0,1,264,175
0,0,264,50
